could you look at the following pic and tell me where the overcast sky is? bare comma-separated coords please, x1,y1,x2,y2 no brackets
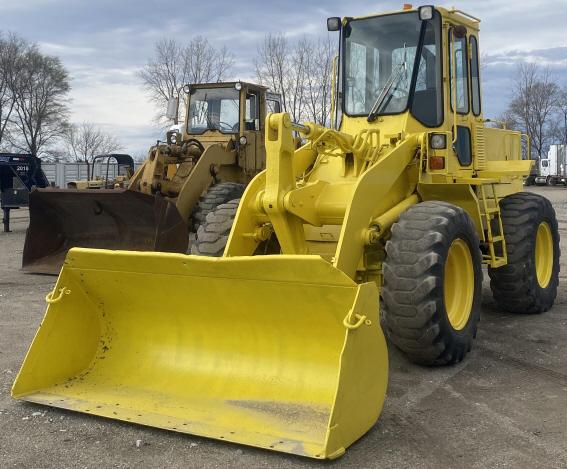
1,0,567,156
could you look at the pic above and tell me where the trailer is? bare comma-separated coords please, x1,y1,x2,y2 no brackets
535,144,567,186
0,154,49,232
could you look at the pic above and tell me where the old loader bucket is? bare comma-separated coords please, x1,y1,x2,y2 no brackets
12,249,388,459
22,189,188,274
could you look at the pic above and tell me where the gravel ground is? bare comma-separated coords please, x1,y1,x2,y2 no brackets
1,186,567,469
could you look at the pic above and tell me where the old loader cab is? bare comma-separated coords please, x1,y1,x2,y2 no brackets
183,82,279,178
135,82,271,197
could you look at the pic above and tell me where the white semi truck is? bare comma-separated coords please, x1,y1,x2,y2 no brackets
534,144,567,186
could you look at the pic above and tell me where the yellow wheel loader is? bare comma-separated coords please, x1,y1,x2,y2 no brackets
13,5,559,460
65,154,135,189
22,81,281,273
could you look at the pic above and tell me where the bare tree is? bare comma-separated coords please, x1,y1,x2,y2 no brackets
184,36,233,84
505,63,558,159
138,36,233,124
553,86,567,147
255,34,289,113
304,37,334,126
0,33,28,146
138,39,188,116
9,47,70,156
63,121,123,163
255,34,307,122
255,34,334,125
288,38,309,123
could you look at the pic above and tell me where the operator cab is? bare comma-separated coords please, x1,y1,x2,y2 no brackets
341,8,443,127
184,82,281,138
329,5,484,171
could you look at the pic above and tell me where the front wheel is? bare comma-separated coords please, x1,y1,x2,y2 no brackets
488,192,560,313
382,201,483,366
192,199,240,256
190,182,245,233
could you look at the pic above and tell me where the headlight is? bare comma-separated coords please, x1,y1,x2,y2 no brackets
239,136,247,146
418,5,434,21
429,133,447,149
235,82,242,91
167,130,178,145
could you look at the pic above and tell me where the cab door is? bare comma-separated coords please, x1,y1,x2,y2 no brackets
448,26,473,169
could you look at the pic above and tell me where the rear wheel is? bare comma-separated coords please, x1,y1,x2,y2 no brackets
488,192,559,313
192,199,240,256
382,201,483,366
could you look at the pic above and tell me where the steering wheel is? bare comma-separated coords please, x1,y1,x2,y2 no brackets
218,121,234,131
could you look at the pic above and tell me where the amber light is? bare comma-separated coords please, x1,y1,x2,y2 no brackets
429,156,445,170
403,4,413,10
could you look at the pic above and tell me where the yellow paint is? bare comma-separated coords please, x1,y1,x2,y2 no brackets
535,221,553,288
444,239,474,330
13,249,388,460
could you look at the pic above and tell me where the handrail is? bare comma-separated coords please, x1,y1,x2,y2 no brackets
451,30,458,144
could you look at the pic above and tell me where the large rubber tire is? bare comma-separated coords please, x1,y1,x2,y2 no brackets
382,201,483,366
488,192,560,314
192,199,240,256
190,182,245,233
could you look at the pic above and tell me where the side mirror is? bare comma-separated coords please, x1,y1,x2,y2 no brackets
327,17,341,31
452,25,467,38
166,96,179,121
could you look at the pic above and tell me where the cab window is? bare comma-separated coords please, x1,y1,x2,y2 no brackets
245,91,259,130
411,12,443,127
449,31,469,114
266,99,281,114
470,35,481,116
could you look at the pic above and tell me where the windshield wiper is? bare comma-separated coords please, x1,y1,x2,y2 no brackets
367,45,407,122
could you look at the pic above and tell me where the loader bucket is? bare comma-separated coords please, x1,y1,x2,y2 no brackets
22,189,188,274
12,249,388,459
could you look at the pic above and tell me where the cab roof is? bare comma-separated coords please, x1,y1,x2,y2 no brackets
348,5,480,31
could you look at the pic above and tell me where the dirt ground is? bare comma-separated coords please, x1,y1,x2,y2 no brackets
1,186,567,469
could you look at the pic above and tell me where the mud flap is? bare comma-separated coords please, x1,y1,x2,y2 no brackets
22,189,188,274
12,250,388,459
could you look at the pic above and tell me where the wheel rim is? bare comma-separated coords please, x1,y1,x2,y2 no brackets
444,239,474,331
535,221,553,288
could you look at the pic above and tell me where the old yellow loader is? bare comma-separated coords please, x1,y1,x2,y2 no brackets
13,5,559,460
22,81,281,273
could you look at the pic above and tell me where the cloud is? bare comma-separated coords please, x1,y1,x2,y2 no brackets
39,42,96,56
2,0,567,154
